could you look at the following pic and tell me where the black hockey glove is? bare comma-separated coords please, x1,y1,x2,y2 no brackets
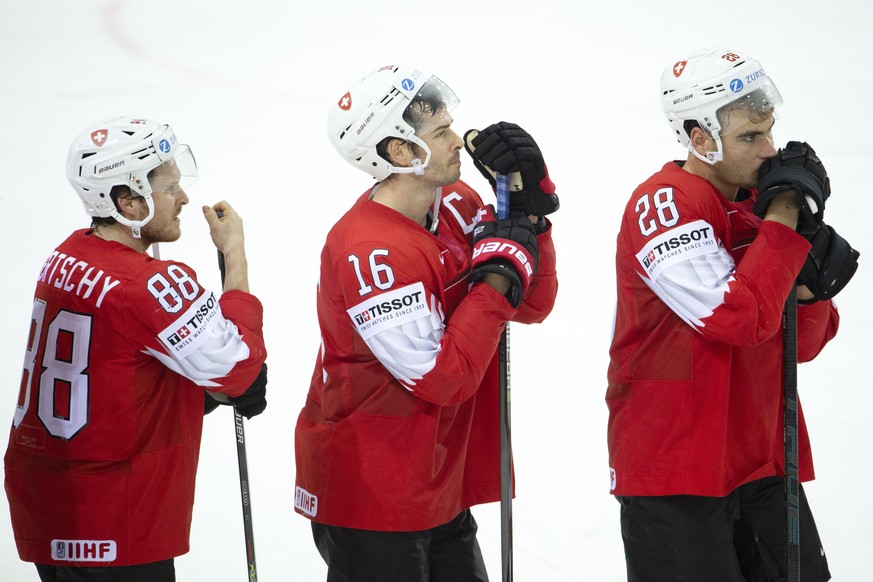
754,141,830,235
204,363,268,419
204,391,222,415
232,363,268,419
471,205,539,307
797,223,859,302
464,122,560,217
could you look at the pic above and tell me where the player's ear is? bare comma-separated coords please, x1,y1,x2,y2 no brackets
385,138,412,168
689,126,713,157
116,191,145,220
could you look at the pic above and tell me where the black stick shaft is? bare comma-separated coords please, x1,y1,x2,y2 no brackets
499,326,513,582
784,285,799,581
216,211,258,582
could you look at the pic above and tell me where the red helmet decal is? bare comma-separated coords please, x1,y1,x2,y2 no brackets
338,92,352,111
90,129,108,147
673,60,688,78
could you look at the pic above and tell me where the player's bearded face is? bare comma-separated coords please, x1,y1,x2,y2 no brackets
419,121,463,186
713,110,778,191
141,160,189,243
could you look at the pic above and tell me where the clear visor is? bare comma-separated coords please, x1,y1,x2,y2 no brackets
402,75,460,137
172,145,198,187
145,146,198,194
714,78,783,137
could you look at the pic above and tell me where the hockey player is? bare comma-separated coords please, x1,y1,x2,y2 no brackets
4,117,268,582
294,65,559,580
607,48,858,580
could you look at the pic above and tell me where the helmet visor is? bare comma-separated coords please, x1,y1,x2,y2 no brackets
147,146,198,194
715,77,783,136
402,75,460,137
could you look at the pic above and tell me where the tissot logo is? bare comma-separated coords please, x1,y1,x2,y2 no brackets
636,219,718,281
643,250,656,268
351,290,423,323
347,282,431,341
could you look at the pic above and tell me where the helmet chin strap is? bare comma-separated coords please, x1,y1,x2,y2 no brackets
113,194,155,239
689,135,724,165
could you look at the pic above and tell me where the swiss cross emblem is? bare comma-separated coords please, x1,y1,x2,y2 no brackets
338,92,352,111
90,129,108,147
673,60,687,78
176,326,190,338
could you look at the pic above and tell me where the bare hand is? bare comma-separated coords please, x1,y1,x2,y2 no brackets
202,201,245,256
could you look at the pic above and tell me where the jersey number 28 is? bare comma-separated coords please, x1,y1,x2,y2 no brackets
636,187,680,236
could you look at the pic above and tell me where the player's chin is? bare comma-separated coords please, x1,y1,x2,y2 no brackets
158,227,183,244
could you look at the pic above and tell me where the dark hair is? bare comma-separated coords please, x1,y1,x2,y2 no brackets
683,119,703,138
716,89,776,128
402,84,446,132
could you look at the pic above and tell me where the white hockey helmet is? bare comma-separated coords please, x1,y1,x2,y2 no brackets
327,65,460,180
661,48,783,163
66,117,197,237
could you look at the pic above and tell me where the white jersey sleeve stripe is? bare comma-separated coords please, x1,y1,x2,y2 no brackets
360,293,445,389
639,242,736,332
145,314,250,387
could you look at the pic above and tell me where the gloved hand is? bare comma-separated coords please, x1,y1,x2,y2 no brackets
204,363,268,419
796,223,859,301
754,141,830,235
464,122,559,217
471,205,539,307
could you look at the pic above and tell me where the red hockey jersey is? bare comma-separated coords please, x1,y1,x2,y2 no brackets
607,162,838,497
5,229,266,565
294,180,557,531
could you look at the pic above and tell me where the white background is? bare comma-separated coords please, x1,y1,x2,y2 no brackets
1,1,871,580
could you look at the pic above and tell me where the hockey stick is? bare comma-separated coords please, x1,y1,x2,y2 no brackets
783,285,799,581
215,214,259,582
496,173,513,582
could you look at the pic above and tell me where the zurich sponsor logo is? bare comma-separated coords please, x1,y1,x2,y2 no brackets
729,78,744,93
401,78,415,91
158,139,172,153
